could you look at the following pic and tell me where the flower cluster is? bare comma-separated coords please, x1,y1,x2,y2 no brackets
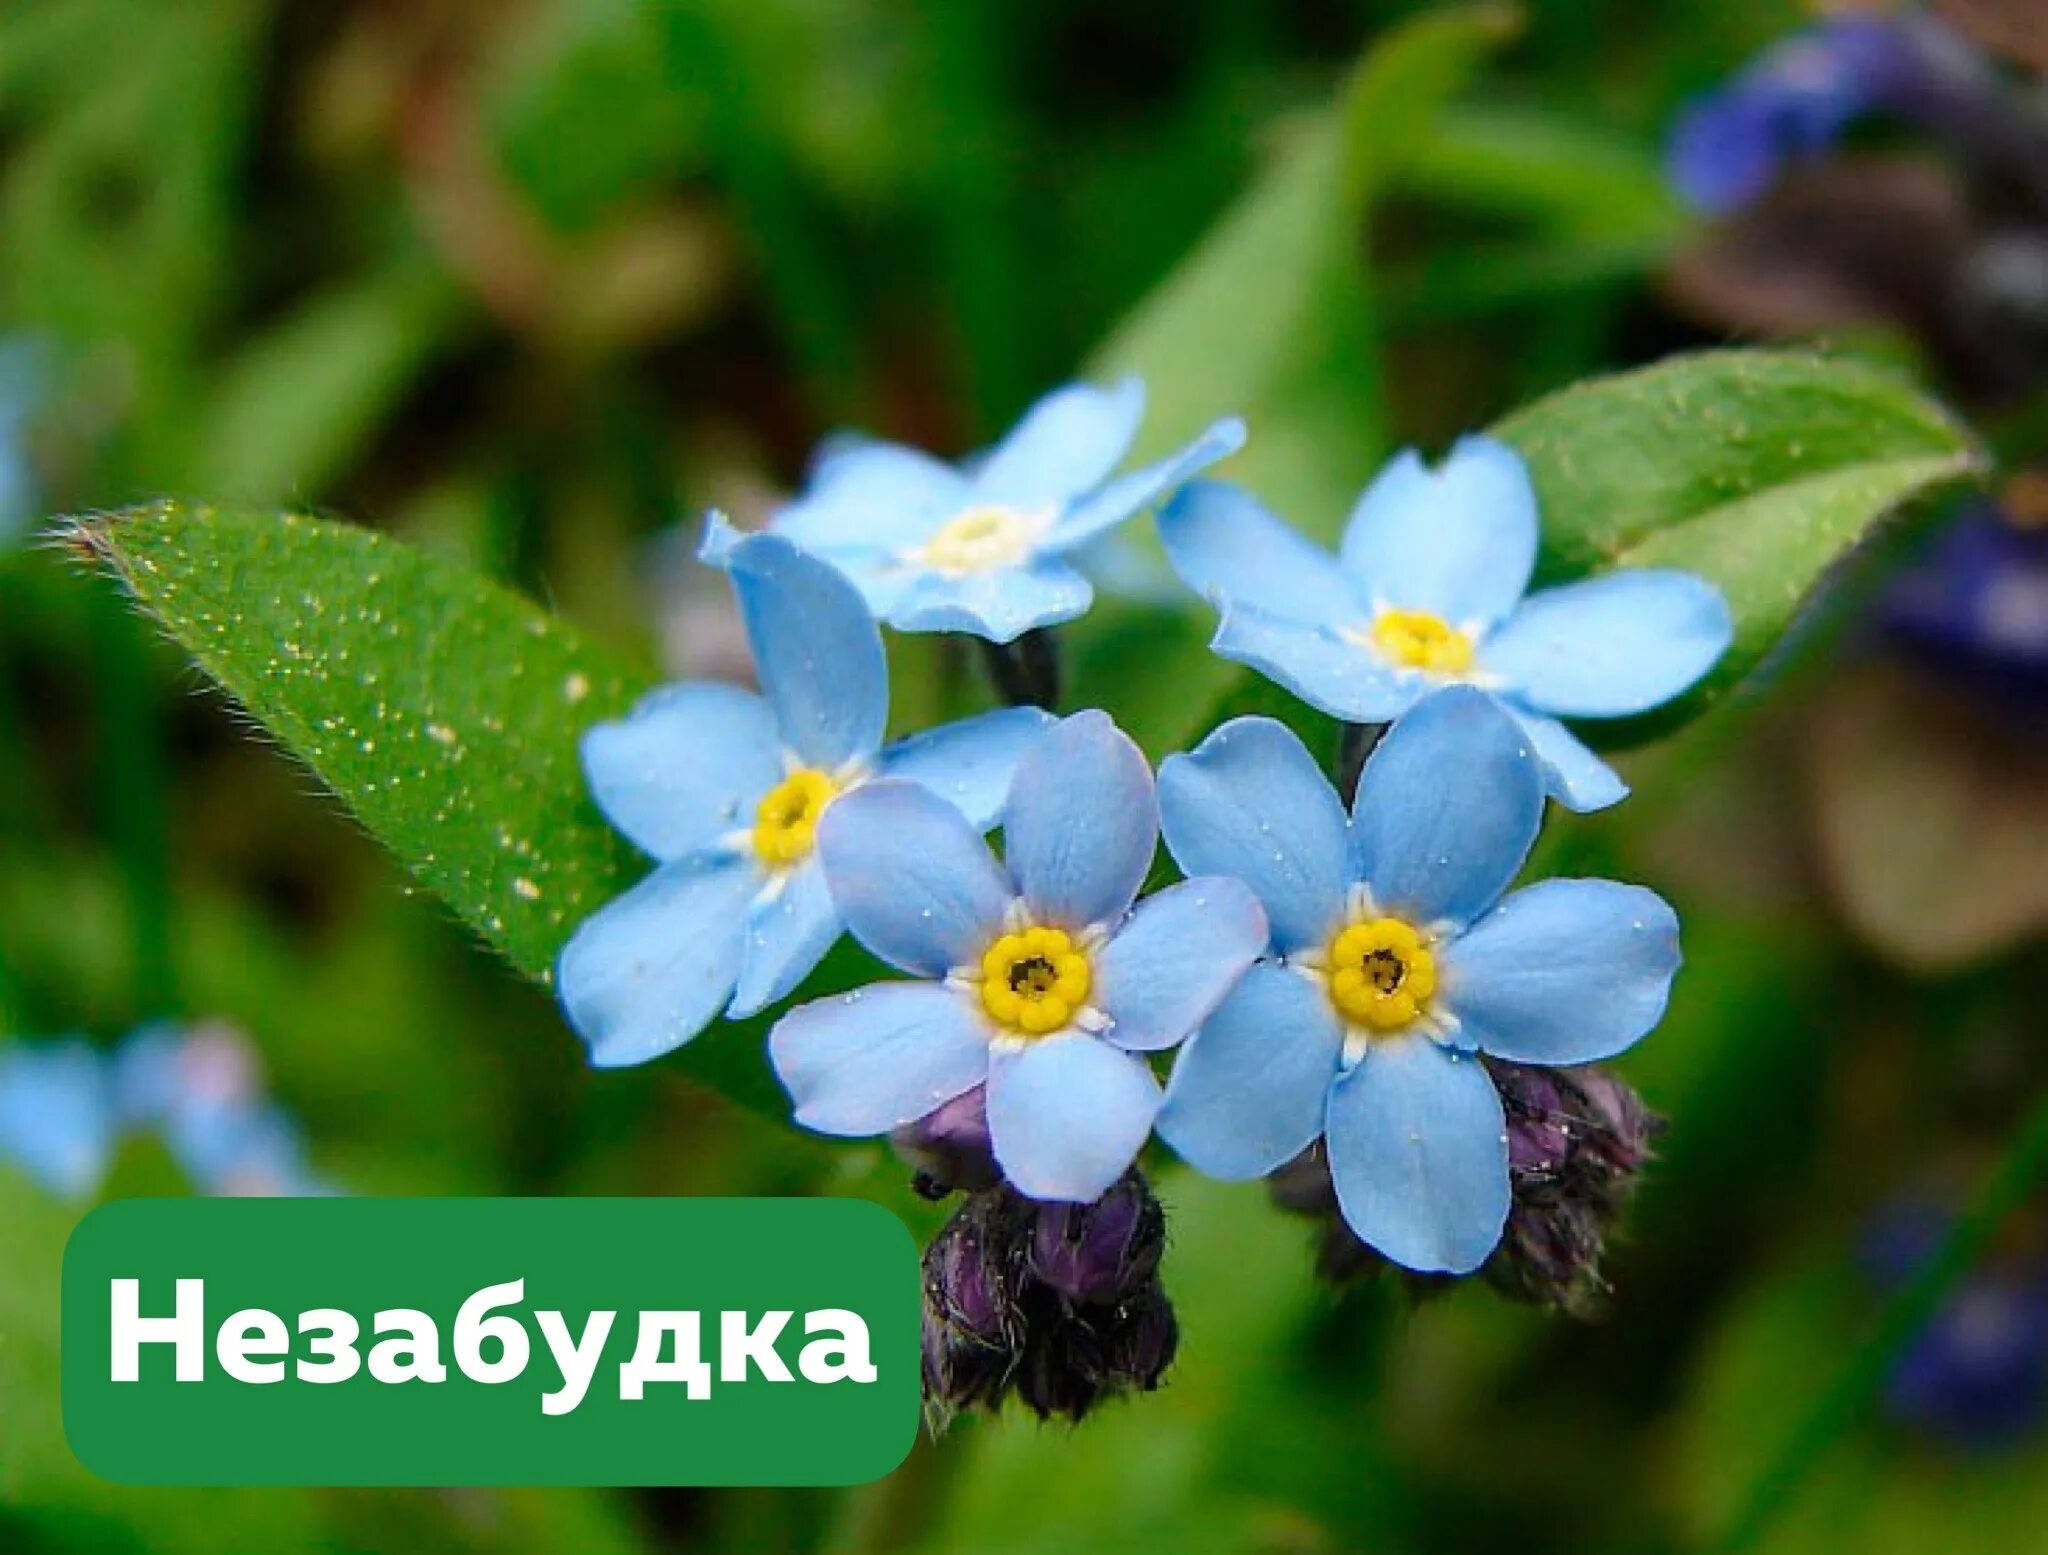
561,376,1727,1413
0,1022,329,1200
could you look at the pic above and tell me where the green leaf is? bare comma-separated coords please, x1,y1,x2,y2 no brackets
1495,349,1983,729
67,503,789,1114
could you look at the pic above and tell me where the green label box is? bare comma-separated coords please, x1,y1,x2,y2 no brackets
63,1197,921,1486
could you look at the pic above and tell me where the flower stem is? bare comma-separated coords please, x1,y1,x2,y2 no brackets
976,629,1061,710
1709,1087,2048,1554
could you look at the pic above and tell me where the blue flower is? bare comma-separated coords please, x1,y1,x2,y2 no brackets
1668,15,1920,213
0,1026,328,1200
1153,689,1681,1273
1158,436,1732,812
723,378,1245,643
560,529,1054,1067
769,710,1266,1203
114,1024,330,1197
0,1038,119,1198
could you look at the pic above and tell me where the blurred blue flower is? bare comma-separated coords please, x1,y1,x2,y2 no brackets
1154,689,1681,1273
1668,14,1920,213
114,1023,330,1197
0,1024,327,1200
1883,503,2048,706
770,710,1265,1203
1158,438,1732,812
0,336,45,542
1864,1198,2048,1448
0,1038,120,1199
560,528,1053,1068
726,379,1245,643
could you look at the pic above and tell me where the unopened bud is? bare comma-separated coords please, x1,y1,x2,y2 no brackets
1029,1170,1164,1304
1486,1060,1663,1313
919,1171,1181,1425
892,1086,999,1198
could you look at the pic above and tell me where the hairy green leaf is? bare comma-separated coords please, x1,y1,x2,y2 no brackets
72,504,650,982
1497,349,1983,725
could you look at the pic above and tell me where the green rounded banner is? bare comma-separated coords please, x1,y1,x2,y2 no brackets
62,1197,921,1486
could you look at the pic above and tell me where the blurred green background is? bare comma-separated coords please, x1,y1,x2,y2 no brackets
3,1,2045,1551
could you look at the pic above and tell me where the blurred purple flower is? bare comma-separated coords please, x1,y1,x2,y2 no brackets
1669,15,1925,213
1864,1197,2048,1448
1882,503,2048,707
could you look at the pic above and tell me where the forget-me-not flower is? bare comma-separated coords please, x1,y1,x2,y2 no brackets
1158,436,1733,811
1153,689,1681,1273
0,1025,327,1200
560,527,1052,1067
724,378,1245,643
1667,13,1923,214
769,710,1266,1203
114,1023,330,1197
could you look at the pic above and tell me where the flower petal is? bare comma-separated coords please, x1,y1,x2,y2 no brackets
1326,1037,1509,1274
1509,707,1630,813
1091,877,1267,1051
985,1033,1161,1202
580,683,782,862
728,858,843,1018
1042,416,1248,554
970,378,1145,511
1482,570,1733,716
874,705,1054,830
557,857,758,1068
720,530,889,767
1211,603,1420,724
884,559,1094,643
1158,716,1351,954
1339,436,1539,627
1157,963,1344,1180
1004,710,1158,930
774,436,969,553
1157,479,1362,625
1441,878,1681,1066
711,513,920,624
1350,687,1544,928
815,781,1014,977
771,982,990,1136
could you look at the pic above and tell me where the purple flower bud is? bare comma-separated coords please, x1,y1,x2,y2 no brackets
1028,1170,1164,1305
1108,1288,1179,1392
1269,1065,1662,1314
891,1085,999,1198
1486,1060,1663,1313
918,1172,1181,1424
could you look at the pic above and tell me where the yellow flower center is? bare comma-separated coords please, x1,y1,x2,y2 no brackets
1326,916,1438,1032
917,505,1041,575
976,926,1093,1037
1367,608,1476,676
751,768,839,867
